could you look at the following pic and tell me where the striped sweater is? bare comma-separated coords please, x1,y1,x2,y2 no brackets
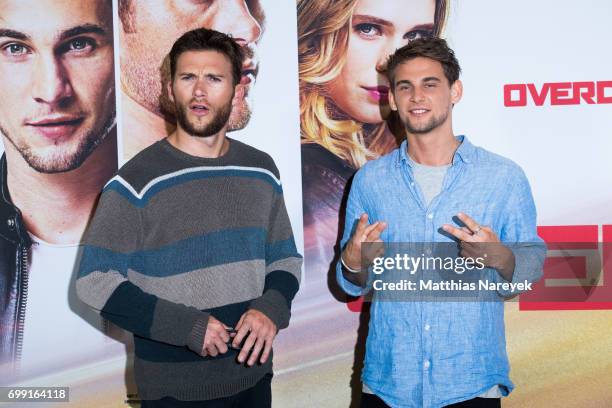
76,138,302,400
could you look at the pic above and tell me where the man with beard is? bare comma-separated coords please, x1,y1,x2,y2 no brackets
118,0,264,161
77,29,302,407
0,0,120,380
337,38,544,407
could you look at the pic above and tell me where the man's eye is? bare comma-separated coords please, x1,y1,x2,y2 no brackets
355,23,382,39
4,43,29,56
65,38,95,53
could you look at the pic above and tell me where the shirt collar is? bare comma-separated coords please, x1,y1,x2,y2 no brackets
396,135,474,167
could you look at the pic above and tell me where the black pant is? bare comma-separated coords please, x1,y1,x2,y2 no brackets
141,374,272,408
361,392,501,408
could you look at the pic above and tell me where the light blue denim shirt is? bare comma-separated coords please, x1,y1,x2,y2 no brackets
337,136,545,407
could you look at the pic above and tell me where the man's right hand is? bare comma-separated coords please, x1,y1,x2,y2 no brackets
202,316,231,357
342,213,387,272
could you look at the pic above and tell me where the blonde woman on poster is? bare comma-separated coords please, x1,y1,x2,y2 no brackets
299,0,449,283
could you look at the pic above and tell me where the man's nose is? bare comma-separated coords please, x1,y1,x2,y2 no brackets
410,87,426,103
193,78,207,98
31,54,74,105
210,1,262,47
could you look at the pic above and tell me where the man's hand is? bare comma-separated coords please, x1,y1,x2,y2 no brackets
442,212,515,281
342,213,387,271
202,316,231,357
233,309,277,366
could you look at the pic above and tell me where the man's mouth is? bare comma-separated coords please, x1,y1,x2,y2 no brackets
409,108,430,115
190,102,210,116
240,66,259,85
27,115,84,127
240,42,258,81
25,115,85,139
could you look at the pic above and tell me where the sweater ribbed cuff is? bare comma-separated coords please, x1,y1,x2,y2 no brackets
186,314,209,356
249,289,290,330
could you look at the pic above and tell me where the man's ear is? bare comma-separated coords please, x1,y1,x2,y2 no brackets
388,88,398,111
231,83,245,108
450,79,463,104
167,80,175,104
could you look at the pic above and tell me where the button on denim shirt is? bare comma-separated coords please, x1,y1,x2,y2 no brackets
337,136,545,407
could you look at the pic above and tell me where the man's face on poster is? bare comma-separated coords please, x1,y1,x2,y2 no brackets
0,0,115,174
119,0,263,131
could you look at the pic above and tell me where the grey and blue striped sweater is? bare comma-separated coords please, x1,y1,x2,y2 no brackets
76,138,302,400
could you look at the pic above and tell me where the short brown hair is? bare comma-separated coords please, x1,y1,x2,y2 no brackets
386,37,461,89
169,28,244,85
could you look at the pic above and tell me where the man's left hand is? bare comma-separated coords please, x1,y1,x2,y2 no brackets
233,309,277,366
442,212,515,281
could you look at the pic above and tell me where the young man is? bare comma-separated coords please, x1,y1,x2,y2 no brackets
0,0,119,379
77,28,301,407
118,0,264,160
338,38,545,407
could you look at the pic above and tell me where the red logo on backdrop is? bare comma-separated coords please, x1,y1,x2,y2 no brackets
503,81,612,106
346,225,612,312
519,225,612,311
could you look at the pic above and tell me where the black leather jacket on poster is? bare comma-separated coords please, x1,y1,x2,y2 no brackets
0,154,33,374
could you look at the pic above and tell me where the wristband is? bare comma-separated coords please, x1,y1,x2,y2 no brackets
341,254,362,273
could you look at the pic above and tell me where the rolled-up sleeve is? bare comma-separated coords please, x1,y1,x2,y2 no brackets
335,170,374,297
495,168,546,297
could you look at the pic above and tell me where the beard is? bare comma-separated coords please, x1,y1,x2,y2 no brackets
403,108,449,135
227,93,252,131
174,98,233,138
0,110,116,174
